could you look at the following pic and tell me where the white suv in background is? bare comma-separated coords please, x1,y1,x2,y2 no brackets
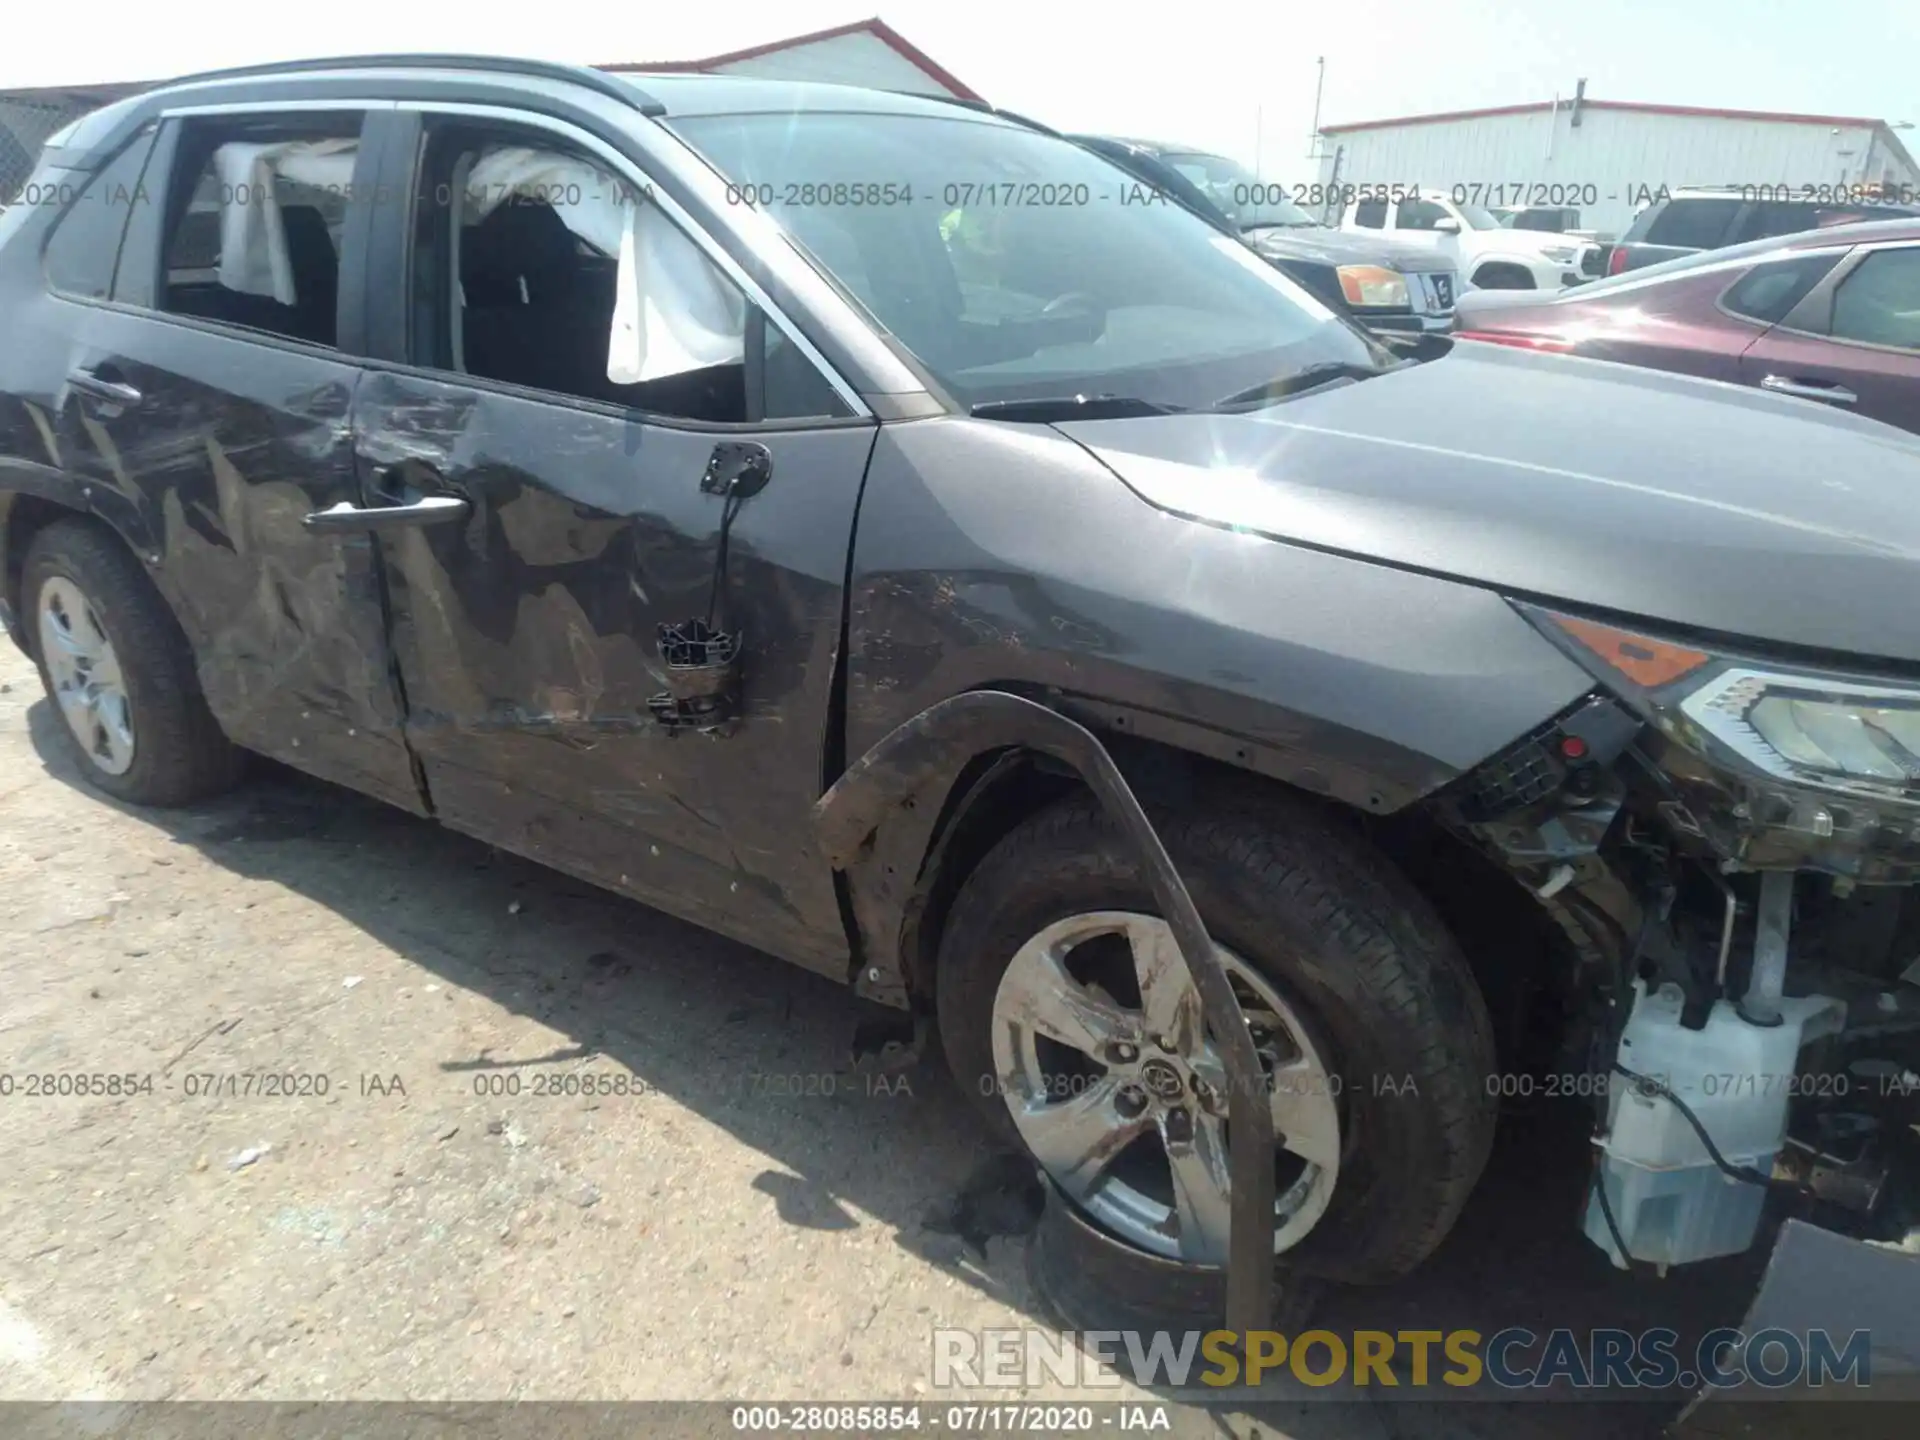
1338,191,1595,290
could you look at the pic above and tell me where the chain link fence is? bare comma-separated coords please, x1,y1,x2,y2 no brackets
1,96,107,204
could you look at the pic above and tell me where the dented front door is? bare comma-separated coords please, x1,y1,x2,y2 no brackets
351,371,874,975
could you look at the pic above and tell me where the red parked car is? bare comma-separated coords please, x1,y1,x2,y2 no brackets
1454,217,1920,433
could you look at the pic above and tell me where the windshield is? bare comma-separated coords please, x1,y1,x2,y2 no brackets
668,111,1385,410
1156,151,1319,229
1454,201,1501,230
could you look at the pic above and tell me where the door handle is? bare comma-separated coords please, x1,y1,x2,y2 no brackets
302,495,470,533
67,367,142,408
1760,375,1857,405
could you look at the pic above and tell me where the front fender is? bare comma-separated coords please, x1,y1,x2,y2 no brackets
812,688,1276,1334
842,416,1596,819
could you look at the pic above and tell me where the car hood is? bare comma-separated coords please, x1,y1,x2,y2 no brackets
1056,343,1920,665
1474,228,1590,256
1453,288,1565,319
1243,225,1452,272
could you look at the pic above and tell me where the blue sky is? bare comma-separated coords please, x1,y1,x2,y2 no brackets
9,0,1918,176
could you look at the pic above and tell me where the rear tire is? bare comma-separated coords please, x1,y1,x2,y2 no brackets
936,790,1498,1285
24,519,243,806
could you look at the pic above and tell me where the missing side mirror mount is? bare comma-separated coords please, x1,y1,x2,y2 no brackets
648,619,741,735
649,443,771,736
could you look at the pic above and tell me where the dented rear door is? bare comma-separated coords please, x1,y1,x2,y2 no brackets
44,109,426,813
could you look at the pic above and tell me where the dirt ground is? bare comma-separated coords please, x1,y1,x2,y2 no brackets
0,639,1767,1437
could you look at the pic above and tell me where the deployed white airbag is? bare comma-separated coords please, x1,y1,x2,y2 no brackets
609,191,748,383
210,139,744,384
463,145,745,384
213,139,356,304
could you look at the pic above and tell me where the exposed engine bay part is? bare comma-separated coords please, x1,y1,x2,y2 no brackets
1786,1108,1894,1215
1436,624,1920,1273
1518,602,1920,884
1744,869,1793,1026
1585,973,1845,1270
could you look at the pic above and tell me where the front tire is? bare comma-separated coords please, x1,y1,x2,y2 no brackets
24,520,243,806
936,791,1498,1285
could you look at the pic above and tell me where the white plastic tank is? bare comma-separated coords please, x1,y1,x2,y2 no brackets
1584,979,1844,1269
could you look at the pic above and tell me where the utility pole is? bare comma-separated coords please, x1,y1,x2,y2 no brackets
1307,56,1326,159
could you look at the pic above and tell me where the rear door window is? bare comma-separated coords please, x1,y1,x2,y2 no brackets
42,127,158,300
155,113,366,347
1643,199,1741,249
1827,247,1920,350
1720,252,1844,323
1353,198,1386,229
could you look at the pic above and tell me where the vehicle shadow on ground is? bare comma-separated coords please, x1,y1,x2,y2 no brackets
26,704,1762,1438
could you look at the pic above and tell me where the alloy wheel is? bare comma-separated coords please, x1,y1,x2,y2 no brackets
989,910,1342,1265
37,576,136,776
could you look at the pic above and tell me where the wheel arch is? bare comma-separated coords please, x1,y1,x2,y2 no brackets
3,490,90,655
814,687,1281,1330
1468,258,1541,289
819,688,1585,1075
820,687,1424,1009
2,481,172,660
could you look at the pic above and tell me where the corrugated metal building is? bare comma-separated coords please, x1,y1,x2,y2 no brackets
1314,98,1920,237
0,17,977,202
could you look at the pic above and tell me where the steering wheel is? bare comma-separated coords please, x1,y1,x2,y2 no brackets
1037,291,1107,344
1040,291,1102,318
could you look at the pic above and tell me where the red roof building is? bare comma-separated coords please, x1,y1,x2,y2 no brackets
0,18,983,196
603,17,980,101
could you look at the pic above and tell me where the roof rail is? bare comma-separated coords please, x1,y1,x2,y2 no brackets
899,90,1061,137
151,53,667,117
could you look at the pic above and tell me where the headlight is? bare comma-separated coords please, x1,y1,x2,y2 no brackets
1524,605,1920,803
1540,245,1577,263
1336,264,1409,308
1683,670,1920,788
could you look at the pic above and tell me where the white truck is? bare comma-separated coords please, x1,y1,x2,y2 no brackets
1336,190,1597,291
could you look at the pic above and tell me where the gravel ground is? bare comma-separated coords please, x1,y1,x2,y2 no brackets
0,639,1763,1438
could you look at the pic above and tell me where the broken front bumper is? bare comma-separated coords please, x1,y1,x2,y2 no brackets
1671,1219,1920,1437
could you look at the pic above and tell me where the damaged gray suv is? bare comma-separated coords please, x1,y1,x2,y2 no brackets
2,55,1918,1341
